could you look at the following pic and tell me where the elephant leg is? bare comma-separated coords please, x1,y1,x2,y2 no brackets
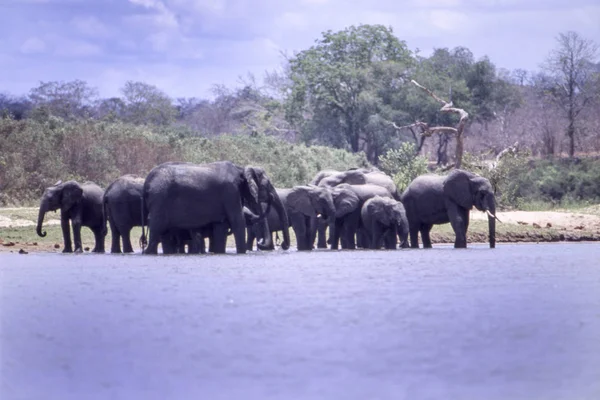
71,218,83,253
343,211,360,250
161,232,177,254
110,220,122,253
246,225,256,251
122,227,134,253
208,223,227,253
370,222,382,249
145,217,166,255
61,216,73,253
230,216,247,254
316,219,328,248
384,227,397,250
330,218,343,250
408,221,420,249
420,223,434,248
291,213,309,251
92,227,105,253
448,205,469,248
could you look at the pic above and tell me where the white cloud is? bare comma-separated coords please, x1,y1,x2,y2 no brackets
277,12,309,30
128,0,178,29
20,37,46,54
412,0,461,7
55,40,102,57
71,16,111,38
429,9,469,31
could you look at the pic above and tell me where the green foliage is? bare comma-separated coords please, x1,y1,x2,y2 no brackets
463,151,600,208
0,116,368,206
378,142,429,193
286,24,414,161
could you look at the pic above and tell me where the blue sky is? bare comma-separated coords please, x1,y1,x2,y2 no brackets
1,0,599,99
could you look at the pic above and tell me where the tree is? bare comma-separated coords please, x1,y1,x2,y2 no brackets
121,81,176,126
542,31,600,157
0,93,31,119
285,24,414,163
28,80,98,119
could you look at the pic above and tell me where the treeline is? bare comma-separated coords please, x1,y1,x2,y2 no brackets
0,25,599,206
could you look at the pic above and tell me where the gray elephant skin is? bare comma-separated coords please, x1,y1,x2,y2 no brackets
102,174,146,253
36,180,106,253
330,183,394,250
401,169,498,249
244,188,289,251
312,168,399,248
360,196,409,249
142,161,290,254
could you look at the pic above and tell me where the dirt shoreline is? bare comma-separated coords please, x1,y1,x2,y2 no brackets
1,207,600,254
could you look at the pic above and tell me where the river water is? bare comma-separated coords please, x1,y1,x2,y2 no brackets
1,243,599,400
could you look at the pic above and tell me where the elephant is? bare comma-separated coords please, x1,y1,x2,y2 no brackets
360,196,409,249
142,161,289,254
312,168,399,248
329,183,394,250
244,190,287,251
102,174,146,253
268,185,357,251
36,180,106,253
401,169,498,249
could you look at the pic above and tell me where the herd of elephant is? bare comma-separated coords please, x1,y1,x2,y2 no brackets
35,160,499,255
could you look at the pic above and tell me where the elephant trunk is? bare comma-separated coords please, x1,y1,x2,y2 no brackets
36,199,49,237
256,198,273,251
272,191,290,250
487,199,496,249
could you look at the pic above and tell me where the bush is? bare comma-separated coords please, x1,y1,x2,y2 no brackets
378,142,429,193
0,116,369,205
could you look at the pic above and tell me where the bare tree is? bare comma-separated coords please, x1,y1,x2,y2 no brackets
542,31,600,157
405,80,469,168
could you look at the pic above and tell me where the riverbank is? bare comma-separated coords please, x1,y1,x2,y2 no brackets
1,206,600,253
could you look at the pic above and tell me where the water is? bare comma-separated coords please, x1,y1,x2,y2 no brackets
1,243,599,400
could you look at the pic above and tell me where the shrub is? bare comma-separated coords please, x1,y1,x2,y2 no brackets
0,116,369,205
378,142,429,193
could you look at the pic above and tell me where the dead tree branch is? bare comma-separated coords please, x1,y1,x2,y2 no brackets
410,79,470,168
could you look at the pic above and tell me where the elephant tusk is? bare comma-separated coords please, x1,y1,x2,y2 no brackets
486,210,502,223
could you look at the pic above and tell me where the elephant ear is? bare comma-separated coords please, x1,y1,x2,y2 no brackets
287,186,316,217
333,187,359,218
443,170,474,210
243,167,260,204
61,181,83,211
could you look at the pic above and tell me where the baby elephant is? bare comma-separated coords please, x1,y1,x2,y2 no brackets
360,196,409,249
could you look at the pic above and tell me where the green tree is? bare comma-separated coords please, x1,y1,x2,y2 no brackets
28,80,98,120
121,81,177,126
285,24,414,163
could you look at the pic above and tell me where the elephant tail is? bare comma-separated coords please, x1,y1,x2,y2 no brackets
140,193,147,253
101,196,109,237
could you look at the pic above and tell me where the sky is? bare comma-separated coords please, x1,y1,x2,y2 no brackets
1,0,599,99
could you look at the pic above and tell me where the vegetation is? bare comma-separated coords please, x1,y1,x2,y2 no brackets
0,25,598,210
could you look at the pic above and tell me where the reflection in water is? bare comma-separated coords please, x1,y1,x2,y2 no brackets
1,243,599,400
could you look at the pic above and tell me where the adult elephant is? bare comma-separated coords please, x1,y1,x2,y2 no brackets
272,185,358,251
142,161,289,254
360,196,409,249
36,180,106,253
401,169,498,249
329,183,394,250
313,168,399,248
102,174,146,253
